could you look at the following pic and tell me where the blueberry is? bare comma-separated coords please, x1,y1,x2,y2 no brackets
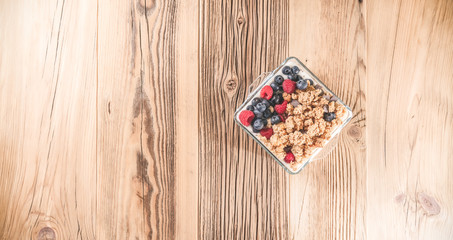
256,102,267,112
246,105,255,111
263,109,272,118
253,119,265,131
274,75,284,85
253,110,263,118
296,79,308,90
288,74,298,81
270,94,283,105
271,115,281,125
251,97,261,106
291,66,300,74
323,112,336,122
282,66,292,75
261,99,271,108
252,127,260,133
270,82,280,91
270,96,277,105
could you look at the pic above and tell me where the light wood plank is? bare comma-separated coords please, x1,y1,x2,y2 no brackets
0,0,97,239
175,0,199,239
198,0,290,239
288,0,367,239
96,0,198,239
367,0,453,238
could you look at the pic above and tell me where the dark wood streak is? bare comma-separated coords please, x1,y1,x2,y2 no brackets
130,6,137,71
132,76,153,239
97,0,178,238
136,152,152,239
136,0,177,239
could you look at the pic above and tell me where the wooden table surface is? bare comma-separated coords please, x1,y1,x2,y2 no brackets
1,0,453,239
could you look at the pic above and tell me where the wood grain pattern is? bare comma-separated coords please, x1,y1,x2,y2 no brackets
1,0,453,239
367,0,453,239
198,0,289,239
0,0,97,239
287,0,367,239
97,0,198,239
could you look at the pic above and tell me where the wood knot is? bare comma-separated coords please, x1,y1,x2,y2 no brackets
136,0,155,15
417,192,440,216
223,77,238,97
226,78,237,91
237,16,245,25
394,193,406,204
37,227,56,240
347,125,362,139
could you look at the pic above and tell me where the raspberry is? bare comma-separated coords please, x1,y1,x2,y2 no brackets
284,152,295,163
279,113,288,123
274,101,287,114
260,85,273,100
259,128,273,139
282,80,296,94
239,110,255,126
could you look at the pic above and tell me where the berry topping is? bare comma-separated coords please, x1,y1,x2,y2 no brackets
260,128,274,140
263,109,272,118
275,100,288,114
323,112,336,122
282,66,292,75
251,97,261,106
255,102,267,112
253,119,265,131
279,113,288,122
296,79,308,90
270,115,281,125
282,80,296,94
270,93,283,105
274,75,285,85
253,109,263,119
274,75,284,85
284,152,295,163
239,110,255,126
307,79,314,86
260,85,273,100
261,99,271,108
270,82,282,91
288,74,299,81
291,66,300,74
246,105,255,111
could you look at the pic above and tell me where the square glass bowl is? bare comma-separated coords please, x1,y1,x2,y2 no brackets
234,57,353,174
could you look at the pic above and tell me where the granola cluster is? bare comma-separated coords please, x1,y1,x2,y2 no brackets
258,85,347,170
